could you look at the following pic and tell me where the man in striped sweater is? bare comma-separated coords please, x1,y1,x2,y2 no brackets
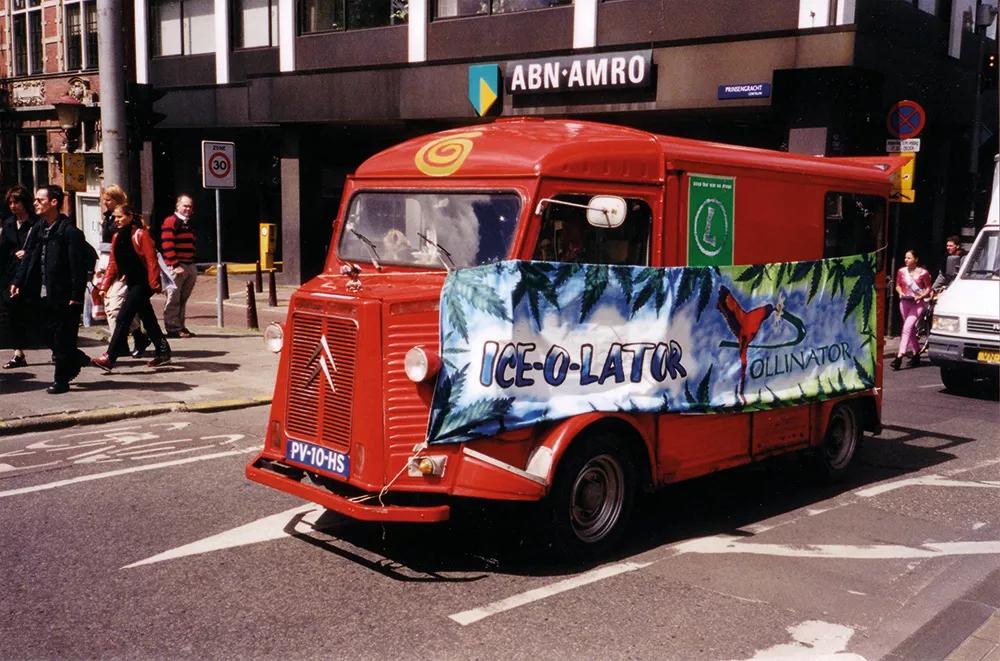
160,194,197,338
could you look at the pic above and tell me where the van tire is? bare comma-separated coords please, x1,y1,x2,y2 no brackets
940,366,970,392
536,436,635,562
814,403,861,482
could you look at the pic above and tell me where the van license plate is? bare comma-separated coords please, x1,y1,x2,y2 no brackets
977,350,1000,364
286,439,349,479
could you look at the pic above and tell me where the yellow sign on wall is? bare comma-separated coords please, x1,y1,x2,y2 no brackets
61,153,86,192
891,152,916,203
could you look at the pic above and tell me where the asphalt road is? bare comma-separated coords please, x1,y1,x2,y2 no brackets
1,364,997,660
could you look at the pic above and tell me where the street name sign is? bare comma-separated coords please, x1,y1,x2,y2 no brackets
886,138,921,152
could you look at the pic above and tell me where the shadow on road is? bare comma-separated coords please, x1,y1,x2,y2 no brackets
278,423,979,579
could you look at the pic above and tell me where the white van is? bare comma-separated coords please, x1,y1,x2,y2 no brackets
928,159,1000,390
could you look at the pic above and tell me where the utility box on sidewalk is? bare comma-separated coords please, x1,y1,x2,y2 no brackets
259,223,277,270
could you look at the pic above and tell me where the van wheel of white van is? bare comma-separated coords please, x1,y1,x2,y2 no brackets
537,437,635,562
814,404,861,482
940,366,970,392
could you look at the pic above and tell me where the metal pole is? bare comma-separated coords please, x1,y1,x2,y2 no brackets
888,203,901,336
216,189,224,327
97,0,128,192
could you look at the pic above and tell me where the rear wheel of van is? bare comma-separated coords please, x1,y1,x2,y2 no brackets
537,436,635,562
814,403,861,482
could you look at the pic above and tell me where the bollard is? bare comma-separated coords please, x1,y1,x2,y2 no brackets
219,263,230,301
268,270,278,307
255,260,263,293
246,280,259,330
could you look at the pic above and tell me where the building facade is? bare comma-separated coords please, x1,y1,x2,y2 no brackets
0,0,133,245
78,0,1000,281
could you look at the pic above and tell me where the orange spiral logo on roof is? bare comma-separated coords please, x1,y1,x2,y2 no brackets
414,131,483,177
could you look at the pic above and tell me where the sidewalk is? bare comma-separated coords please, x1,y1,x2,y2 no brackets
0,274,297,434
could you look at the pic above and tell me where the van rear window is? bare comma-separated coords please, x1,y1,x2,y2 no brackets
338,191,520,269
824,193,885,266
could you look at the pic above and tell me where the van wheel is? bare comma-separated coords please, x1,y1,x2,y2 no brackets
814,404,861,482
940,366,970,392
537,436,635,562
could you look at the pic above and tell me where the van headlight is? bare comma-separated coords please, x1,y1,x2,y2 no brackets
264,322,284,353
404,346,441,383
931,315,959,333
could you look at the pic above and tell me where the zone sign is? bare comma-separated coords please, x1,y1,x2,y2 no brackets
202,140,236,189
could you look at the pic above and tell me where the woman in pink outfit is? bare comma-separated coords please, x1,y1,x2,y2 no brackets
892,249,932,370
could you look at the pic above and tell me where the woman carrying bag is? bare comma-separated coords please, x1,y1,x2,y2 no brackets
91,205,171,371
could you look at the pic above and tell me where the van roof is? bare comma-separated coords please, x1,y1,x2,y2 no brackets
354,117,908,185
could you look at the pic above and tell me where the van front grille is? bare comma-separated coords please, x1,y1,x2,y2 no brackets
968,318,1000,335
286,312,358,452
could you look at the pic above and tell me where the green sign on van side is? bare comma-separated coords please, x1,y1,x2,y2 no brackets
687,174,735,266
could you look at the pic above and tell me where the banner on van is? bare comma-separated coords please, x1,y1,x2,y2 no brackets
426,254,878,445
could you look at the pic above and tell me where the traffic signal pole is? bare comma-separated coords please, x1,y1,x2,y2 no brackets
97,0,129,193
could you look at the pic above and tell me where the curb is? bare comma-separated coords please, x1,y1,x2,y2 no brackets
0,395,272,436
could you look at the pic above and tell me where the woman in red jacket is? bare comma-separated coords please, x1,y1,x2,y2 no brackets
92,205,171,371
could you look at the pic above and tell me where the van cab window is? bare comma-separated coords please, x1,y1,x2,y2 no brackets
338,191,520,269
824,193,885,265
962,228,999,280
533,194,652,265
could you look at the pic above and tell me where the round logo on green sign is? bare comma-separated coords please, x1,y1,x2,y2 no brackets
693,198,729,257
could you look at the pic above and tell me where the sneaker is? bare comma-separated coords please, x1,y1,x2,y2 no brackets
2,355,27,369
890,356,902,371
908,355,921,368
46,382,70,395
147,354,171,368
91,353,115,373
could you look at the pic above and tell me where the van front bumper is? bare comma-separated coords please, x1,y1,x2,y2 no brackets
246,453,451,523
927,333,1000,374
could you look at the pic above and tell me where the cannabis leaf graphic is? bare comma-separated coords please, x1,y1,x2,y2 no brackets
843,253,876,331
580,264,610,322
512,262,559,331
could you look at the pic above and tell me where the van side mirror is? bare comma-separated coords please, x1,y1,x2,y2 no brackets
534,195,628,228
586,196,627,228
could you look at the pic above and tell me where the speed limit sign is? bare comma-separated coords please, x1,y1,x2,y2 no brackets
202,140,236,189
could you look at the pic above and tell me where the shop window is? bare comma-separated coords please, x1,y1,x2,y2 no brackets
11,0,43,76
435,0,570,19
16,134,48,191
533,194,651,266
65,0,99,70
824,192,885,267
234,0,278,47
298,0,407,33
151,0,216,56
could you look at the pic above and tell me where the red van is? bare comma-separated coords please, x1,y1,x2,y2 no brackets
247,118,908,559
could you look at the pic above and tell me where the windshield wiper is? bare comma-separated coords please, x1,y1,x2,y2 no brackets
417,232,455,272
350,228,382,270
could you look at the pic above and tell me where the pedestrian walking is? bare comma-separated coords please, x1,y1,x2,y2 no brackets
91,205,171,372
1,185,39,369
99,185,150,357
10,185,91,394
160,194,197,338
892,248,932,370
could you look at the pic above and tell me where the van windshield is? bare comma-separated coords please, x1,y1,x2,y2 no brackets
338,192,521,269
961,229,1000,280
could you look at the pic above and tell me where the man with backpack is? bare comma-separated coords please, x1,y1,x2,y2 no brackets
9,185,93,394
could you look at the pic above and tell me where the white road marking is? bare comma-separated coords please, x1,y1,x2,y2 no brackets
735,620,865,660
123,505,321,568
448,561,651,626
974,522,987,530
0,447,257,498
855,474,1000,498
674,535,1000,559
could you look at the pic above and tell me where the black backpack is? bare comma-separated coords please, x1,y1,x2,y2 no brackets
80,237,98,277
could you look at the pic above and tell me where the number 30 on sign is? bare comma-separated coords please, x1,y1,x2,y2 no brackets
202,140,236,189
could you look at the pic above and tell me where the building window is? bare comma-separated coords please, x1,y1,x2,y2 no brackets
16,134,48,191
65,0,100,70
11,0,43,76
234,0,278,47
298,0,407,34
435,0,570,19
151,0,216,56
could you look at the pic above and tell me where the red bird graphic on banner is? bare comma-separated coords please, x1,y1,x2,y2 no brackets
717,285,775,403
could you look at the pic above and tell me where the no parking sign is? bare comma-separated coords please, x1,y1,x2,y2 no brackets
202,141,236,189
